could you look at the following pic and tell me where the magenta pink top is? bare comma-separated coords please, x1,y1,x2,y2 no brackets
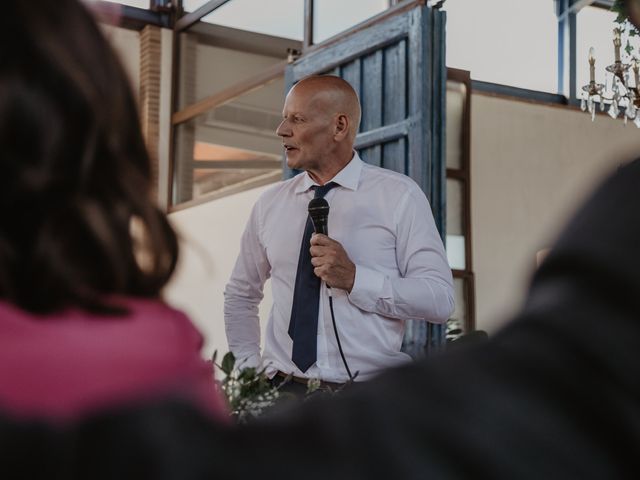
0,298,228,422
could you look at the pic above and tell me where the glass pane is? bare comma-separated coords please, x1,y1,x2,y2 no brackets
182,0,210,12
176,31,287,110
89,0,150,8
197,0,303,40
313,0,388,44
446,277,468,340
445,0,557,93
446,80,466,170
446,179,465,270
576,6,634,97
173,88,284,205
192,168,280,198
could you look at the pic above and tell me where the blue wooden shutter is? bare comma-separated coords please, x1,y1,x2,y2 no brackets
285,3,447,357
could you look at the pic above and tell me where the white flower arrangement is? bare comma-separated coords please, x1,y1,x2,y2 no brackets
213,351,344,423
214,351,281,423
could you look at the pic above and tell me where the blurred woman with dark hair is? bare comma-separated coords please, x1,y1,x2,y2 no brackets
0,0,227,421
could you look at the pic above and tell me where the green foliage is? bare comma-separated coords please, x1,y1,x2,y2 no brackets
214,351,280,423
612,0,626,16
610,0,640,60
213,351,347,423
220,351,235,376
613,0,640,37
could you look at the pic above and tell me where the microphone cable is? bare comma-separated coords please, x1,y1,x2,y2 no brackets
327,287,355,382
308,195,355,383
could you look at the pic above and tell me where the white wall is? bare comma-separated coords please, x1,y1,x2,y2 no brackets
101,25,141,93
166,185,273,359
471,93,640,333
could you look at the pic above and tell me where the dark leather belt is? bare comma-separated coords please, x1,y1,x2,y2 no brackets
275,371,345,390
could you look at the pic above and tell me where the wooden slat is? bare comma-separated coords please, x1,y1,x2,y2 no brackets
360,50,383,165
354,118,414,150
382,139,406,174
172,60,287,125
340,59,362,119
361,50,383,130
382,40,407,173
407,7,426,189
359,146,381,168
383,40,407,125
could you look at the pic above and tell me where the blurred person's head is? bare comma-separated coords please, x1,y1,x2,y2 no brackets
627,0,640,30
0,0,178,314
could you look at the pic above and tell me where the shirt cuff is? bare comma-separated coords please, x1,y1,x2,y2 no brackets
347,264,389,311
234,351,262,371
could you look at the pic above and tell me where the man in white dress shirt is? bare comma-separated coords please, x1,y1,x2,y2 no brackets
224,75,454,386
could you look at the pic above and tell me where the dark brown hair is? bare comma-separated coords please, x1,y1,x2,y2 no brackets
0,0,178,313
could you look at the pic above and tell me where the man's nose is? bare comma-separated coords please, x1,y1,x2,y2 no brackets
276,120,291,137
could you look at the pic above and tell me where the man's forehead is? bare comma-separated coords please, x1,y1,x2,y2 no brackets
284,87,333,112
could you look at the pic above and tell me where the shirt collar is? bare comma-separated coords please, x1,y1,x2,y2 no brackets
294,151,363,194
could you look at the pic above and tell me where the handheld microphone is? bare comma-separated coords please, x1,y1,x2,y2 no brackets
308,197,330,235
307,196,354,381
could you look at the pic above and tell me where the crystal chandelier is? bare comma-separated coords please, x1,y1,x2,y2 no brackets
581,27,640,127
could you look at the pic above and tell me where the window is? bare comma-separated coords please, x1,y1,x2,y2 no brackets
172,85,284,205
446,69,475,335
100,0,150,8
170,2,299,206
194,0,303,41
175,31,287,110
182,0,210,11
313,0,388,44
445,0,557,93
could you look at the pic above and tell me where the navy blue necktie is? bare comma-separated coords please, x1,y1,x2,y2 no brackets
289,182,337,372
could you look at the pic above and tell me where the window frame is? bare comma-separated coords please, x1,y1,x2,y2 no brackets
447,67,476,333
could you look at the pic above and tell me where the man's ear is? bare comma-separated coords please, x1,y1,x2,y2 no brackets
334,113,350,141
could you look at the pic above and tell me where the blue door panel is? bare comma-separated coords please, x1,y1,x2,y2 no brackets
284,4,447,357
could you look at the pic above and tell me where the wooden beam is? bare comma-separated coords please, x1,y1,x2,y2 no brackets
168,170,282,213
303,0,424,54
175,0,231,32
89,2,169,30
354,118,416,150
557,0,596,22
172,60,287,125
591,0,614,7
304,0,314,49
193,159,282,169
